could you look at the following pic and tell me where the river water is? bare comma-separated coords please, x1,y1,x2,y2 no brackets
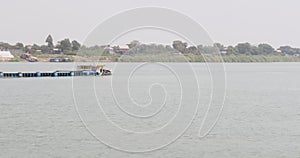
0,62,299,158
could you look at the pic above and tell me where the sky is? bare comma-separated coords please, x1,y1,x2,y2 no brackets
0,0,299,48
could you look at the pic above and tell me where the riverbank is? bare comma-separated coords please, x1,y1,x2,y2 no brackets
102,53,300,62
4,53,300,63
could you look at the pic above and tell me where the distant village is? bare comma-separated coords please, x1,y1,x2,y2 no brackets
0,35,132,62
1,35,300,62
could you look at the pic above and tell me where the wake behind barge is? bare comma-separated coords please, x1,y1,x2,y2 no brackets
0,65,111,78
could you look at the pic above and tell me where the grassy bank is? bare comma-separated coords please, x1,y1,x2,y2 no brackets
221,54,300,62
98,53,300,62
5,52,300,63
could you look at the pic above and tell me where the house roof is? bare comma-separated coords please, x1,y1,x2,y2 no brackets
0,51,14,58
118,45,129,49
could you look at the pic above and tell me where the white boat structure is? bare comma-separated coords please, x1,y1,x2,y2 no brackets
0,65,111,78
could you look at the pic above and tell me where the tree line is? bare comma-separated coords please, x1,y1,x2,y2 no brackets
0,35,81,55
170,40,300,56
109,40,300,56
1,36,300,56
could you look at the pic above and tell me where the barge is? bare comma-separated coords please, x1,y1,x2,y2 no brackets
0,65,111,78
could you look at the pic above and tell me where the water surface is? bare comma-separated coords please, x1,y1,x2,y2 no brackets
0,62,299,157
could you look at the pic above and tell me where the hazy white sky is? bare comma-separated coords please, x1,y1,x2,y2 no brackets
0,0,299,48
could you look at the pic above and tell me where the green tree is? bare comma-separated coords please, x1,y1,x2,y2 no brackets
258,44,274,54
45,35,54,48
214,43,225,51
58,38,72,52
15,42,24,50
172,40,188,53
235,43,252,54
40,45,50,53
187,46,199,54
0,42,13,50
278,46,300,55
250,45,259,55
127,40,140,49
72,40,81,51
31,44,40,50
226,46,237,54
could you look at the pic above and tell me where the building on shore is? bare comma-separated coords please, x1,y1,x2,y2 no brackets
0,50,14,61
116,45,130,54
103,45,130,54
103,46,115,54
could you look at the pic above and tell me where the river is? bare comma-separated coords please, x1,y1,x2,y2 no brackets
0,62,299,157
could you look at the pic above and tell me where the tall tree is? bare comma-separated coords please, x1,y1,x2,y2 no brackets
15,42,24,49
58,38,72,52
45,35,54,48
258,44,275,54
127,40,140,49
72,40,81,51
187,46,199,54
235,43,252,54
172,40,188,53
